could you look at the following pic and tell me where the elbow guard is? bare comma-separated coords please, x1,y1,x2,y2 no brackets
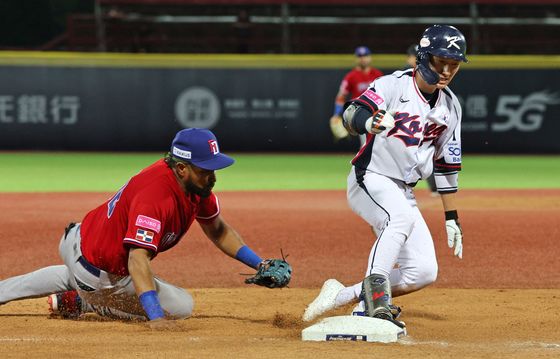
342,103,359,136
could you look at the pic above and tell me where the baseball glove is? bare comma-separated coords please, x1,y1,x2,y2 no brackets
245,259,292,289
329,115,349,140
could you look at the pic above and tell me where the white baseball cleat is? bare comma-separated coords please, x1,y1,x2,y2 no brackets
302,279,345,322
351,301,366,316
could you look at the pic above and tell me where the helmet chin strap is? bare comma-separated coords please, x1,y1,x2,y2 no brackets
416,51,439,85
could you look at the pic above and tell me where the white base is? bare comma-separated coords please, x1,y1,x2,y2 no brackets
302,315,406,343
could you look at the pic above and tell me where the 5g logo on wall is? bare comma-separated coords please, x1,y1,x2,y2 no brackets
175,87,221,129
492,91,560,132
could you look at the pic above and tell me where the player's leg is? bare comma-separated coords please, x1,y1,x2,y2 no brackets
0,226,80,305
346,170,420,323
389,205,438,297
57,224,194,320
347,204,437,316
0,265,75,304
349,170,417,279
154,277,194,319
78,276,193,321
303,170,415,321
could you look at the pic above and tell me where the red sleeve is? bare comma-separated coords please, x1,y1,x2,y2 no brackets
339,71,353,94
122,193,171,253
196,192,220,224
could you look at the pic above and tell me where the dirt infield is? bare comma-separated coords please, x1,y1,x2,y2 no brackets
1,190,559,358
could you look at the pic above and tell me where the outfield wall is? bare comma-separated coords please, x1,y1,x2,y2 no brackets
0,52,559,153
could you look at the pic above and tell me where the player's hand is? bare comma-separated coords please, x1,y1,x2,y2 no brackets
145,318,183,331
329,115,349,140
366,110,395,134
446,219,463,259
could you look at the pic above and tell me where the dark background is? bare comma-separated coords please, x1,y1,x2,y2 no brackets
1,66,558,153
1,0,559,54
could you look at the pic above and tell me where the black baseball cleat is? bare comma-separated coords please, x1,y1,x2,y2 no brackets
373,308,406,329
389,304,402,319
352,302,402,320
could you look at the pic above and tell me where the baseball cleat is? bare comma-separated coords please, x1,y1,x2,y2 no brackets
48,290,83,319
352,301,402,319
303,279,345,322
373,308,406,329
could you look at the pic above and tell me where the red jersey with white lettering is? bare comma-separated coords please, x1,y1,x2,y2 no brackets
80,159,220,276
340,67,384,98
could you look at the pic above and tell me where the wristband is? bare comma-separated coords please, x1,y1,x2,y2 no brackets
445,210,459,221
139,290,165,320
235,245,263,269
333,103,344,116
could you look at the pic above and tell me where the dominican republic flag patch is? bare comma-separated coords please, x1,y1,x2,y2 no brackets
135,229,155,243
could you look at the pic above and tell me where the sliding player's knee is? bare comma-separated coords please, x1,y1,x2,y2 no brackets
162,289,194,319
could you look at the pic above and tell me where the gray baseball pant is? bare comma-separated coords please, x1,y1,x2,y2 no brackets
0,223,193,320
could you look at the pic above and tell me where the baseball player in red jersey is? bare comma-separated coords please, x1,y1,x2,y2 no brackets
0,128,289,329
330,46,383,143
304,25,467,327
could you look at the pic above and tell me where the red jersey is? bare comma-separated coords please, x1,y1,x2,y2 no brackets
339,67,383,99
80,159,219,276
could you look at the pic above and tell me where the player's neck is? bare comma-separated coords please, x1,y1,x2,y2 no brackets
357,65,370,72
414,72,437,94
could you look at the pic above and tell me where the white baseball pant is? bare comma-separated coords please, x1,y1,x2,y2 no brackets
343,167,438,299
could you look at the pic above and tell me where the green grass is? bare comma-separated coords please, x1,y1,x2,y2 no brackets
0,153,559,192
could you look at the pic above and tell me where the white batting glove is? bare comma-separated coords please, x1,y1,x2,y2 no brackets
446,219,463,259
365,110,395,134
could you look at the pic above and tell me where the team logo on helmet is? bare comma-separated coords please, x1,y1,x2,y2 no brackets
420,38,430,48
446,36,462,49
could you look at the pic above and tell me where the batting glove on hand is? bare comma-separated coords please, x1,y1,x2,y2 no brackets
365,110,395,134
446,218,463,259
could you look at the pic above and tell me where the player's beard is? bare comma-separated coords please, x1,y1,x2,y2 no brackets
186,179,214,198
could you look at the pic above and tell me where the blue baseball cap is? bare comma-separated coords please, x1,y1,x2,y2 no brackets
170,128,234,170
354,46,372,57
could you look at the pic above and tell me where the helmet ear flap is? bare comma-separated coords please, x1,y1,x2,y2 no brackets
416,51,439,85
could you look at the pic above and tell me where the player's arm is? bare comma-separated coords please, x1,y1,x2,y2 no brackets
434,100,463,259
128,247,179,328
342,88,394,136
330,78,352,140
200,215,263,269
333,78,351,116
128,247,157,295
435,159,463,260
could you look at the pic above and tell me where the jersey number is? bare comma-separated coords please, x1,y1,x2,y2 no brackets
107,182,129,218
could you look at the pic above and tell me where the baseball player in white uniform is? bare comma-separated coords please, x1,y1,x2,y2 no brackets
303,25,467,327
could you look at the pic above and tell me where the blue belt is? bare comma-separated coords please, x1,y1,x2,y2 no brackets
77,256,101,278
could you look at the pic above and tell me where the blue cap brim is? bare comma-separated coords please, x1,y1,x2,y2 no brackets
191,153,235,170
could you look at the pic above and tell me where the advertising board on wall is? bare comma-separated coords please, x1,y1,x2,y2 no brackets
0,66,558,153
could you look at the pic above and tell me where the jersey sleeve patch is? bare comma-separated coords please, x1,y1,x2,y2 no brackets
123,230,158,252
362,89,385,106
135,215,162,233
135,229,155,243
443,140,462,166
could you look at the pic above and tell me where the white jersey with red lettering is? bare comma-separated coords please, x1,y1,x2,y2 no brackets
338,68,464,309
352,68,462,192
